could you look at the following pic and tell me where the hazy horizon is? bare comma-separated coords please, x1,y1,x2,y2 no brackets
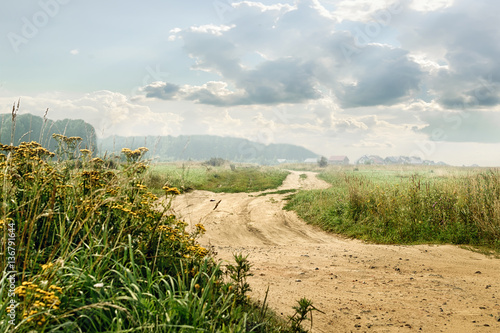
1,0,500,166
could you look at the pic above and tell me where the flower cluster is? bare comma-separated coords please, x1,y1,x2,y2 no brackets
0,142,58,188
80,148,92,156
15,281,62,326
163,185,181,195
52,134,82,144
0,142,55,165
81,170,105,190
0,218,10,230
121,147,148,163
151,219,209,260
195,223,206,234
91,157,104,165
52,134,83,160
112,204,138,217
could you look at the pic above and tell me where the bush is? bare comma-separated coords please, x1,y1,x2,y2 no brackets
204,157,227,167
317,156,328,168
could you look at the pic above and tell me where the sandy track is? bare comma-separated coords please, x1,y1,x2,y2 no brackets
171,171,500,332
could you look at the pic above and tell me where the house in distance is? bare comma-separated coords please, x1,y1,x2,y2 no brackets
304,158,319,164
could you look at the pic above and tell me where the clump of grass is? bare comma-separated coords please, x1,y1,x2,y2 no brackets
145,164,289,194
144,162,206,195
199,168,289,193
285,167,500,252
0,138,294,332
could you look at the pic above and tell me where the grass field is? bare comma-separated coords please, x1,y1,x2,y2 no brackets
145,162,289,194
285,165,500,253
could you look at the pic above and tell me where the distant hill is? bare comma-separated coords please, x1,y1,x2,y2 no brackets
0,113,319,163
98,135,319,164
0,113,97,152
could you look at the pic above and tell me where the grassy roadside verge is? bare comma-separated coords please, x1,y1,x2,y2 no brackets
145,163,289,194
284,166,500,253
0,142,299,332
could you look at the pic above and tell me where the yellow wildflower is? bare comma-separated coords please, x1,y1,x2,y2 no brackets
80,149,91,156
41,262,54,270
163,186,181,195
195,223,206,234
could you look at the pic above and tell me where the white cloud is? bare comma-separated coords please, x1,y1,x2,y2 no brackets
332,0,402,22
233,1,295,13
409,0,454,12
408,53,449,74
187,24,235,36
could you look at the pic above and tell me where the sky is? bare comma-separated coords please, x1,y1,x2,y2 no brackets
1,0,500,166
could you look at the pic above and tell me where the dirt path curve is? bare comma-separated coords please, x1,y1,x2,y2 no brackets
171,171,500,332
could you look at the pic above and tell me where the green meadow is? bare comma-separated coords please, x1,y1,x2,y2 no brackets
285,165,500,253
144,163,289,195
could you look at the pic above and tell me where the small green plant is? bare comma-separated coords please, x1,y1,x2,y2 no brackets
287,298,323,333
299,173,307,180
226,254,253,306
268,197,278,203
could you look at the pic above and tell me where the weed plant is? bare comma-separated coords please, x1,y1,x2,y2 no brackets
285,167,500,252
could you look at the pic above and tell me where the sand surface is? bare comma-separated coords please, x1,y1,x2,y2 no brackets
171,171,500,332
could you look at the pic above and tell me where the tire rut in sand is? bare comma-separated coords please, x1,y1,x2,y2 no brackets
240,199,276,246
171,170,331,247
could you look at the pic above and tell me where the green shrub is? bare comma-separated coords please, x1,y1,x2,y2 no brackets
204,157,227,167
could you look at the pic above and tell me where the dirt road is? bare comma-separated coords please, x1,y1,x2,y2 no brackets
171,171,500,332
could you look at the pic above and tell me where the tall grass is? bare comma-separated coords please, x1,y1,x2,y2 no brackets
145,163,289,194
285,167,500,251
0,140,293,332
